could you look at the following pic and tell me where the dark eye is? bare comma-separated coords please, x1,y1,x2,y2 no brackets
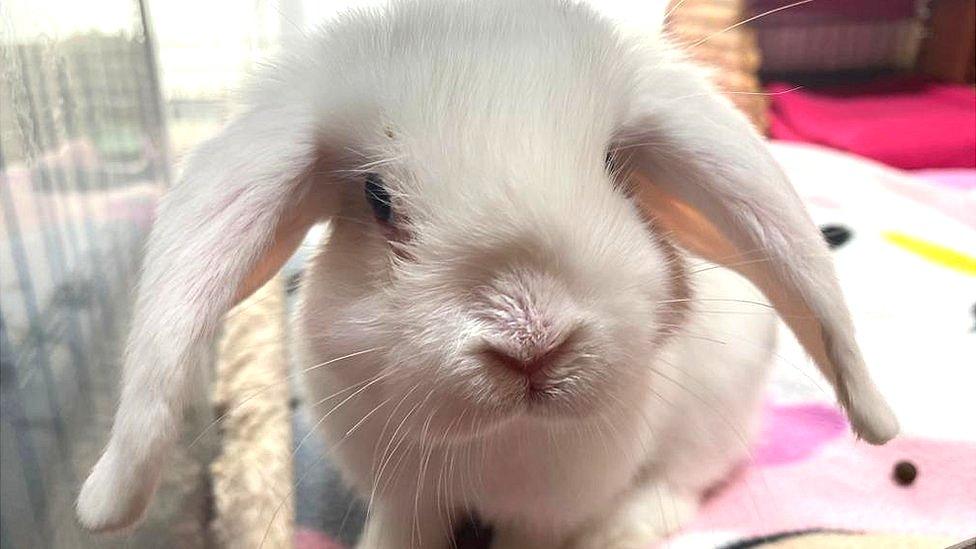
364,173,392,222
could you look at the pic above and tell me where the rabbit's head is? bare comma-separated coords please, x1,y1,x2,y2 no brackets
298,122,693,442
77,0,897,532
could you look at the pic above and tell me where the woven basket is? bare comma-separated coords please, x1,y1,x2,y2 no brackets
665,0,769,132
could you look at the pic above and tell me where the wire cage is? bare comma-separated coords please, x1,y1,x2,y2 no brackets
0,1,214,547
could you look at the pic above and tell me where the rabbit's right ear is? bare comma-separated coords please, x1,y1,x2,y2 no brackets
77,103,339,532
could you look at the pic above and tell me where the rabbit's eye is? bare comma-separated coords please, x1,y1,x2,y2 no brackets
604,150,636,196
605,150,620,175
364,173,392,222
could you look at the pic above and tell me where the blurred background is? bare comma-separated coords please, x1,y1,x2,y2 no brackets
1,1,973,548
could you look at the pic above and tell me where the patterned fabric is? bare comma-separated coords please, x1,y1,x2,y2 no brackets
665,142,975,548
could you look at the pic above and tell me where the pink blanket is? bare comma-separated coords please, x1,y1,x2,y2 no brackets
768,79,976,170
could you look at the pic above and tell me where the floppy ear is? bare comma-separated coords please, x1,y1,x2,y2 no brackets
622,53,898,444
76,103,337,531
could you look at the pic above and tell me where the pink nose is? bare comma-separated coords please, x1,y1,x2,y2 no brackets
482,336,573,378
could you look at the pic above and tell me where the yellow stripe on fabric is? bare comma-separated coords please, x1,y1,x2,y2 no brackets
882,231,976,276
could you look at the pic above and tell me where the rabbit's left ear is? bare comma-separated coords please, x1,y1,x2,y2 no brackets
76,103,339,532
621,55,898,444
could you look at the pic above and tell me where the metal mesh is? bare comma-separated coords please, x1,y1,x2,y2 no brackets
1,2,213,547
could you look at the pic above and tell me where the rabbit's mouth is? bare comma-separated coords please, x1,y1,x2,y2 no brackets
522,380,606,420
414,369,606,444
523,386,584,417
485,365,610,422
522,370,587,405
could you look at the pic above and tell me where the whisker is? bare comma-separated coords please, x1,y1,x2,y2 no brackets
666,85,805,104
659,297,774,309
662,0,690,23
366,383,421,522
295,369,395,456
369,390,431,518
658,319,831,397
689,252,831,275
655,357,771,515
188,347,378,448
412,407,440,549
258,402,373,549
688,0,815,49
680,234,831,269
344,395,395,439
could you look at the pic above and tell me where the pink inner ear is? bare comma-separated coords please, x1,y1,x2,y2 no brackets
235,203,320,303
631,174,739,261
235,163,334,304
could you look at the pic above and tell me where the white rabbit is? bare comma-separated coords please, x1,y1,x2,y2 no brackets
77,0,898,546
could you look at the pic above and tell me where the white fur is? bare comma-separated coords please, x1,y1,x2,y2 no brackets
304,248,776,548
77,0,897,543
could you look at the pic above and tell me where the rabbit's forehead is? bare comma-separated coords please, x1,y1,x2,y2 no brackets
375,121,615,219
373,67,631,213
359,0,635,155
311,0,644,216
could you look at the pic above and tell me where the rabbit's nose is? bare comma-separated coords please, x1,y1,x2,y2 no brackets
481,333,574,378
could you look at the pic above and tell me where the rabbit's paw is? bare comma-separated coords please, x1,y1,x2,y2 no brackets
569,483,697,549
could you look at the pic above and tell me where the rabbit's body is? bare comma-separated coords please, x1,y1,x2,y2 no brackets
77,0,897,543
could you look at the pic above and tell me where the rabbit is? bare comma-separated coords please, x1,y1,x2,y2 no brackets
76,0,899,546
